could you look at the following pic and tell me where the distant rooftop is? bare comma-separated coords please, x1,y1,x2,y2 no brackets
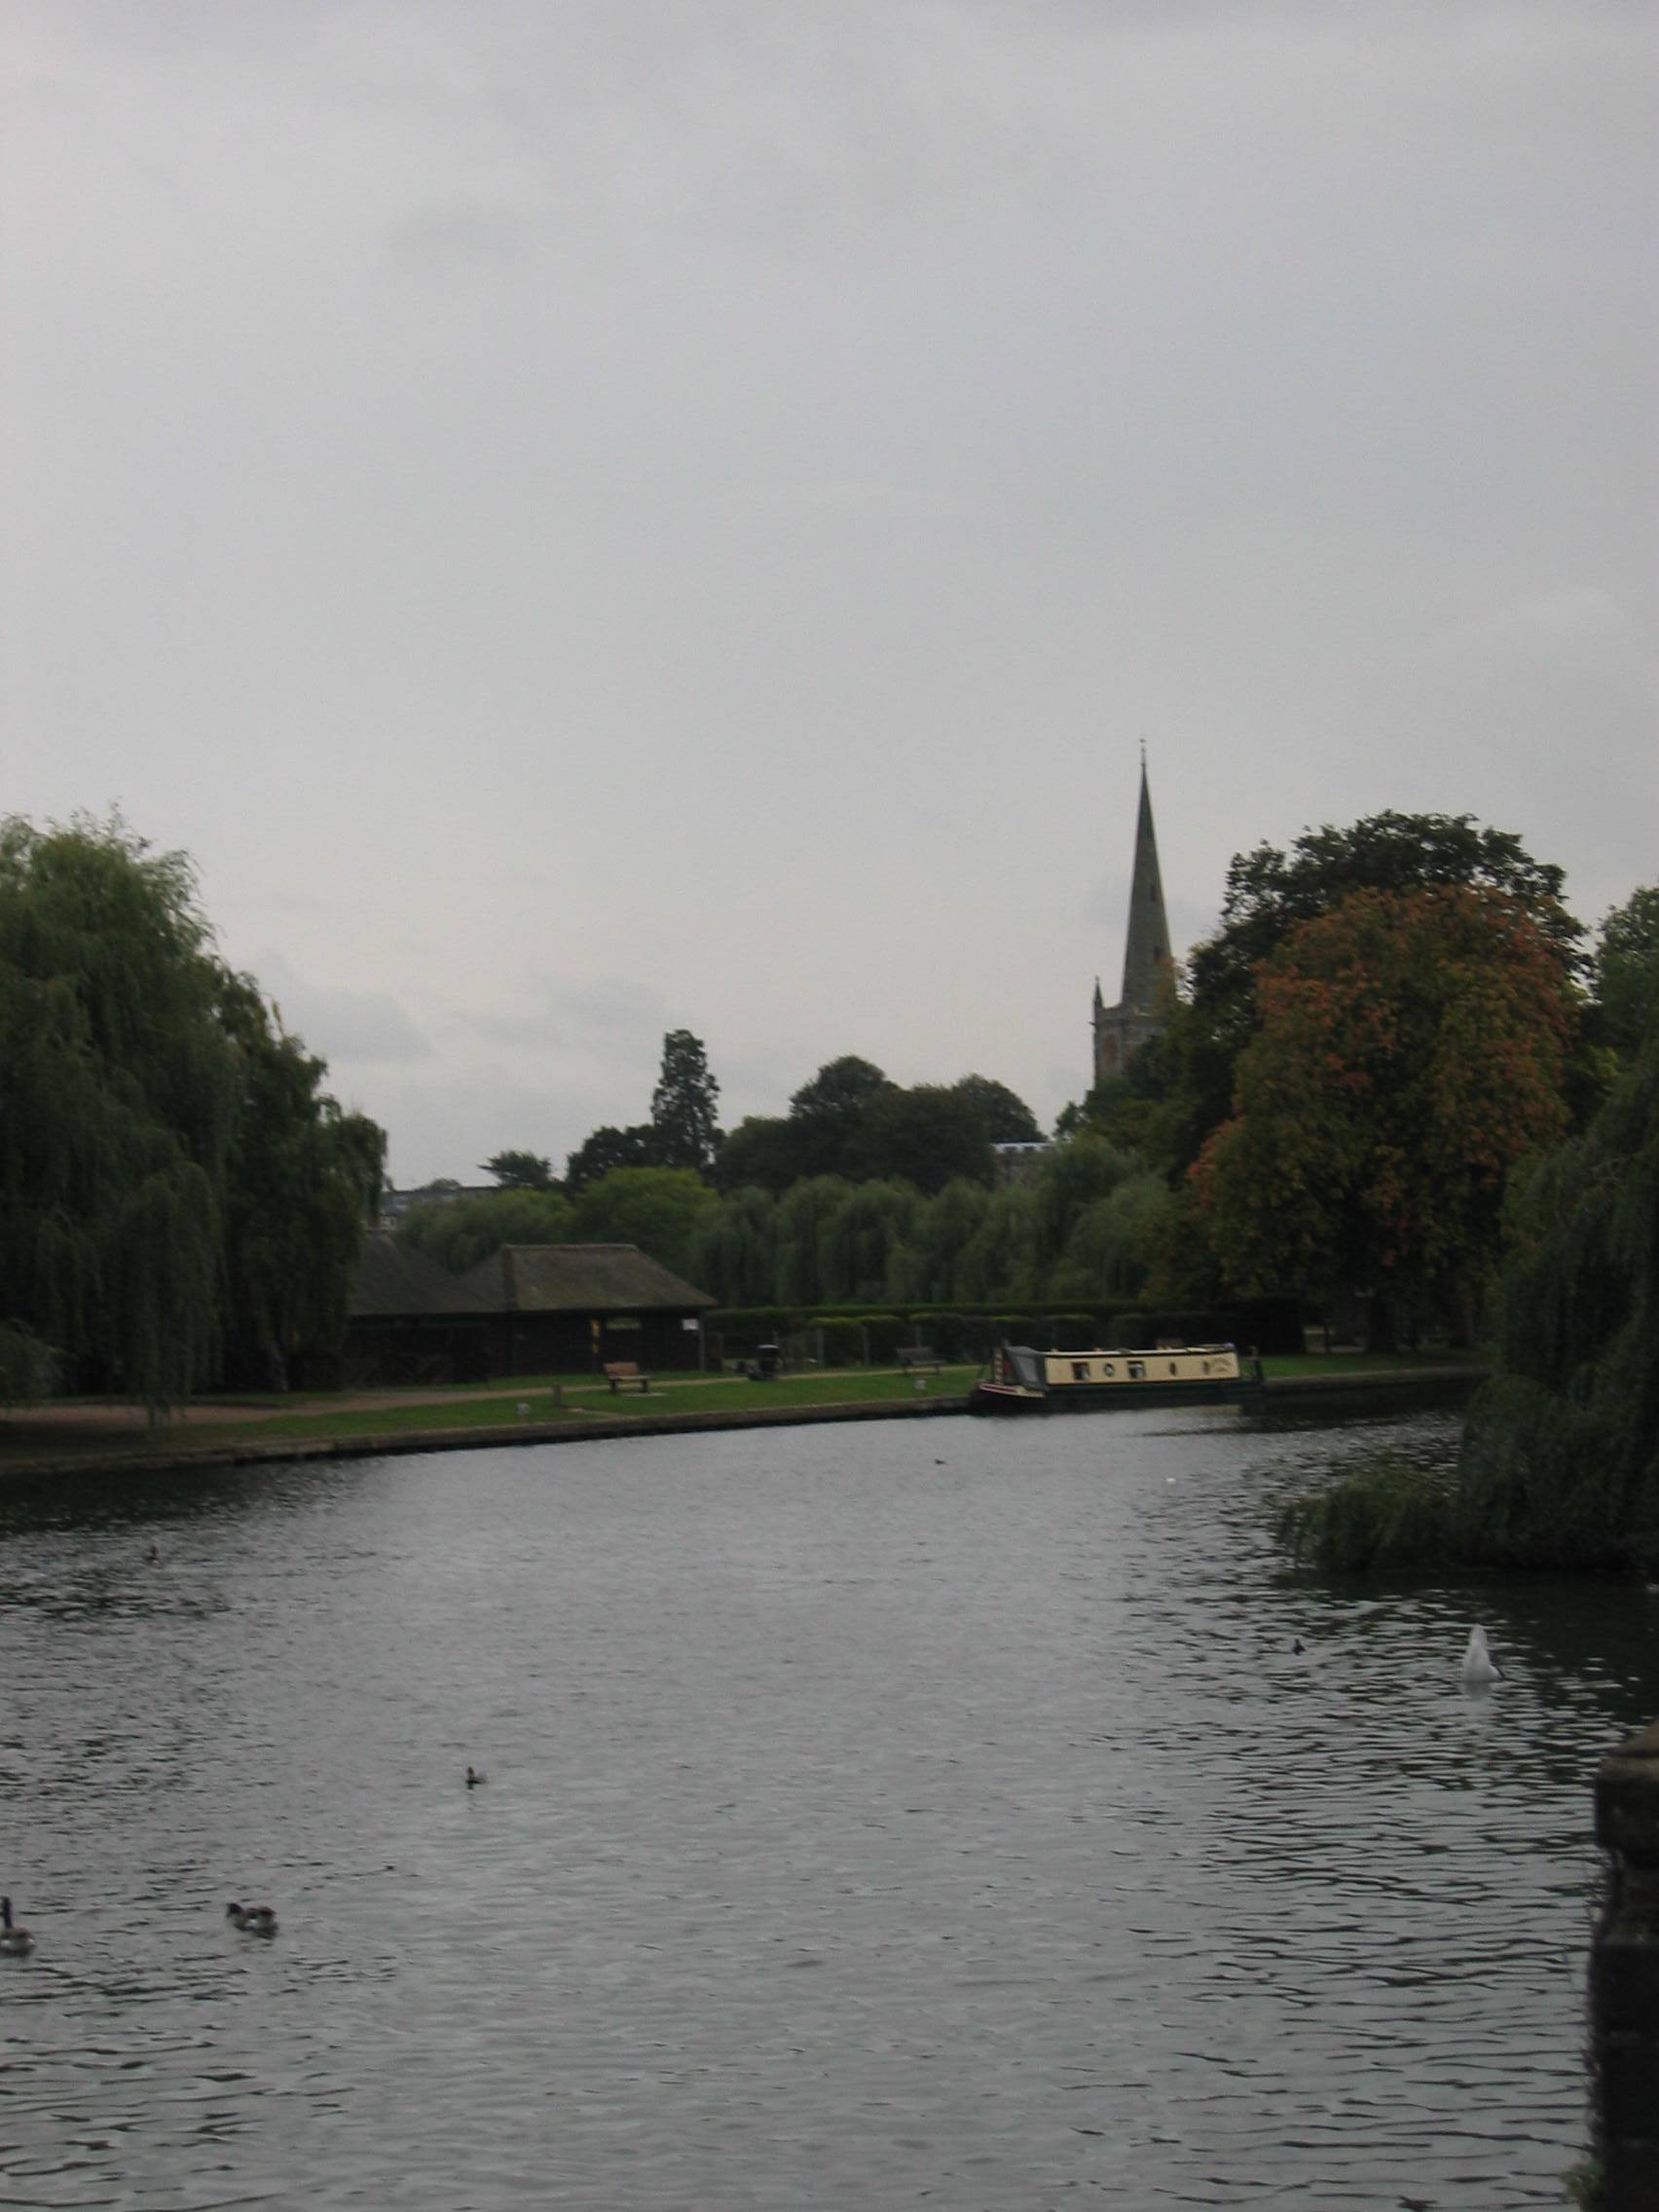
461,1244,716,1314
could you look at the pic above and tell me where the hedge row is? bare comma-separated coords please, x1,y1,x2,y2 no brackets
703,1297,1302,1366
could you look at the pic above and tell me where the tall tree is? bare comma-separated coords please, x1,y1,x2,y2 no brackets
949,1074,1043,1144
565,1124,656,1192
1191,810,1581,1040
482,1150,555,1190
1196,885,1575,1341
215,973,386,1388
1458,980,1659,1566
713,1114,810,1196
846,1085,995,1195
787,1055,893,1179
1593,884,1659,1061
0,815,240,1406
0,814,383,1407
649,1029,720,1174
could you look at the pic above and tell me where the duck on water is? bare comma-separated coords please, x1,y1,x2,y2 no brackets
227,1901,278,1936
1,1898,34,1956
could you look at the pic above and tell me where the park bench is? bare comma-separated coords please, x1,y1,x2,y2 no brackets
603,1360,652,1394
898,1346,943,1374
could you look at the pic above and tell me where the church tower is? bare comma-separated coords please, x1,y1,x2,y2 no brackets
1091,760,1173,1088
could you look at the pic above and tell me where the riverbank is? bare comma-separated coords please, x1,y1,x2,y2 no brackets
0,1354,1487,1479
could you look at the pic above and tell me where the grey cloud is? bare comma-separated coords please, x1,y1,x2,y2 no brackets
7,0,1651,1174
250,954,434,1069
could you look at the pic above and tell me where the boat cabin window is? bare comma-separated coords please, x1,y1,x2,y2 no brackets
1071,1361,1089,1382
1128,1359,1146,1380
1101,1361,1115,1377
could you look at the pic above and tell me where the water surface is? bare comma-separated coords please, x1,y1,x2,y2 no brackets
2,1409,1653,2208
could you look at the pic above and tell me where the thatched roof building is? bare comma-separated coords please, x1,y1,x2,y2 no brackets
461,1244,715,1377
461,1244,715,1316
341,1236,715,1385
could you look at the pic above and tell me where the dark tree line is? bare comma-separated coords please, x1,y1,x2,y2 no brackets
0,815,385,1407
717,1058,1041,1196
549,1039,1042,1199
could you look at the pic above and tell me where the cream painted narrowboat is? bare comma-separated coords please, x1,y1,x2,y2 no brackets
969,1342,1263,1414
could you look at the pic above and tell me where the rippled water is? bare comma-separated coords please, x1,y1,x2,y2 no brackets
3,1408,1655,2209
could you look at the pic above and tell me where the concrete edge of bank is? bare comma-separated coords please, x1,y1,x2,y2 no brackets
0,1365,1489,1482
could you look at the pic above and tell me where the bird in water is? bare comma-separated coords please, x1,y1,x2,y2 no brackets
1293,1637,1306,1655
465,1766,488,1788
226,1901,278,1936
1461,1625,1501,1688
0,1898,35,1956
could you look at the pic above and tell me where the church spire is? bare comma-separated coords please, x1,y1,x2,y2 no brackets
1090,759,1173,1088
1119,759,1170,1015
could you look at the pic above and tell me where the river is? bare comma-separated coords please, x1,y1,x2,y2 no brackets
2,1406,1654,2209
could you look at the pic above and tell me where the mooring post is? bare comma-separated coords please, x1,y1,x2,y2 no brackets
1592,1716,1659,2209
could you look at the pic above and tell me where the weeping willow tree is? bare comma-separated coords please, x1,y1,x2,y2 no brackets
214,971,387,1390
0,814,384,1409
0,815,239,1407
1457,964,1659,1567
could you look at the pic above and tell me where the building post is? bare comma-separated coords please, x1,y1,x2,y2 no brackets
1592,1716,1659,2208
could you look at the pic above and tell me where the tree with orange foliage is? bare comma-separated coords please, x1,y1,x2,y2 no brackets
1194,885,1576,1343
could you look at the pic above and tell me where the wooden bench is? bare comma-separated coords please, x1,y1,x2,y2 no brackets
898,1346,943,1374
603,1360,652,1394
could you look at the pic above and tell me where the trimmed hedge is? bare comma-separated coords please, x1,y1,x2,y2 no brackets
702,1300,1308,1364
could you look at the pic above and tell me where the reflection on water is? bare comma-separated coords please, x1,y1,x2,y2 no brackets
2,1411,1653,2208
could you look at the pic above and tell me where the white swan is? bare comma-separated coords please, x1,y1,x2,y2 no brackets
1461,1625,1501,1687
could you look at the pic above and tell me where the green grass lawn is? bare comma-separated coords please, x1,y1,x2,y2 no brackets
0,1365,980,1468
0,1349,1480,1472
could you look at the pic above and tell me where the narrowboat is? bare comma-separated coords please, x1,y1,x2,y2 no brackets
968,1342,1264,1414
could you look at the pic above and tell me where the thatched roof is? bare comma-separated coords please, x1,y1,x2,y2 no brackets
350,1233,490,1318
461,1243,716,1314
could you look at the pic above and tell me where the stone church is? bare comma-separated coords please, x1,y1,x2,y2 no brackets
1091,762,1173,1087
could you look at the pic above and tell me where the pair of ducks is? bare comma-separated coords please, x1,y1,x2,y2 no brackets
19,1764,490,1956
4,1896,281,1954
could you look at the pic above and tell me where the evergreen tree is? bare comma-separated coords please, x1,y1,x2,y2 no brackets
649,1030,720,1174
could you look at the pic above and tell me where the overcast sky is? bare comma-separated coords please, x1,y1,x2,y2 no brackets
4,2,1654,1183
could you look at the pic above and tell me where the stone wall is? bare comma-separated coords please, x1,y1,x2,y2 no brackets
1592,1716,1659,2209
